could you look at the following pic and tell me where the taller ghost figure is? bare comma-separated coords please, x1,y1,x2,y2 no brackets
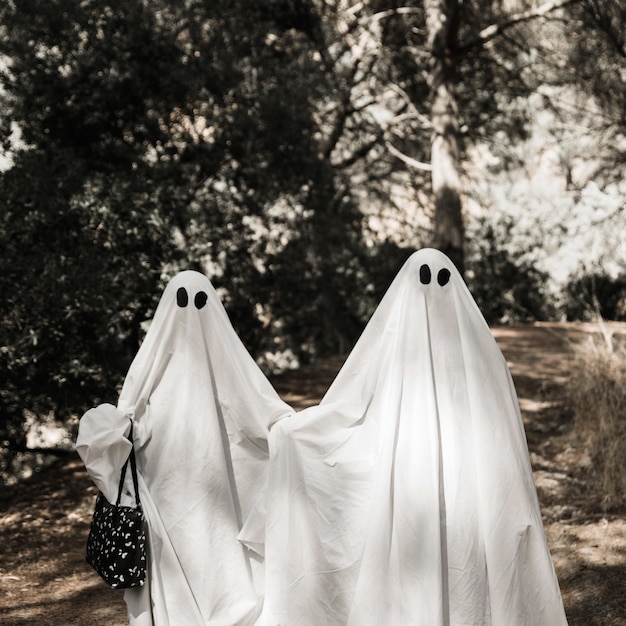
241,248,568,626
77,270,293,626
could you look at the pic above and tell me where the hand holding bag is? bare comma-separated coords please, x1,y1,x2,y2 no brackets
85,422,147,588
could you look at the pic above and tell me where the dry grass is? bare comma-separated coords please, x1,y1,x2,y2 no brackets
567,331,626,511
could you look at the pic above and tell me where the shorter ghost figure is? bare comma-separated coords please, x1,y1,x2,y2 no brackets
241,248,568,626
77,270,293,626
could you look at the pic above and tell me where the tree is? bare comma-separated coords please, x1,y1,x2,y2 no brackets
312,0,624,276
0,0,371,466
425,0,464,271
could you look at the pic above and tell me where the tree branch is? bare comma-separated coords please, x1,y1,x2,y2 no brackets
365,7,424,27
333,130,384,169
2,442,73,457
458,0,577,55
385,141,432,171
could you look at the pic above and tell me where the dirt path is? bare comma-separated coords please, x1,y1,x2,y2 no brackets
493,323,626,626
1,322,625,625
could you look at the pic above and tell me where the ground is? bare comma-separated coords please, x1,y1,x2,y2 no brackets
1,322,626,625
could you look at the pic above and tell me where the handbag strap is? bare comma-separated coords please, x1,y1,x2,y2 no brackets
115,421,141,508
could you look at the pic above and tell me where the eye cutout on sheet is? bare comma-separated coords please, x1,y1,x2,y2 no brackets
419,264,432,284
176,287,189,307
437,268,451,286
194,291,208,310
419,264,451,287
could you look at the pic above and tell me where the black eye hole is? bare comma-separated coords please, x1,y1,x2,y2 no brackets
437,268,451,286
176,287,189,307
194,291,208,309
419,264,432,284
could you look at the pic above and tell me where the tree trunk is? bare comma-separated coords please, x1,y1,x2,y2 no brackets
425,0,465,274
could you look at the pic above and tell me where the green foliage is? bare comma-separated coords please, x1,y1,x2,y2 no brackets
0,0,372,466
0,150,174,444
566,0,625,160
466,217,556,324
564,273,626,322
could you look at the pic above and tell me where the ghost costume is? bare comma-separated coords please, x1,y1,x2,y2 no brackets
77,270,293,626
240,248,568,625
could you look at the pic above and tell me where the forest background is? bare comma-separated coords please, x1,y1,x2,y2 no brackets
0,0,625,477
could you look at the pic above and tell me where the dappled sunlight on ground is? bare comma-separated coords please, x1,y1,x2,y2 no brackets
548,518,626,626
0,458,129,625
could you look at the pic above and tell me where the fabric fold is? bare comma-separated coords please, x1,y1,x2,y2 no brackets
76,403,132,504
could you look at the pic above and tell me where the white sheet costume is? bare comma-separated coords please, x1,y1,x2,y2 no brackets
240,248,568,625
77,270,293,626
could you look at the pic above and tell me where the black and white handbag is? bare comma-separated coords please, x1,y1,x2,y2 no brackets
85,422,147,588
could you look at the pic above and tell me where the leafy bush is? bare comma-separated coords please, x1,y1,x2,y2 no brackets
566,333,626,511
563,272,626,321
466,217,556,324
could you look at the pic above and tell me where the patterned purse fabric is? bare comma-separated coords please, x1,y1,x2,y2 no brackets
86,423,147,589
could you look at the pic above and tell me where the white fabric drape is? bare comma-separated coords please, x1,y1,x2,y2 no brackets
240,248,568,626
77,270,293,626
